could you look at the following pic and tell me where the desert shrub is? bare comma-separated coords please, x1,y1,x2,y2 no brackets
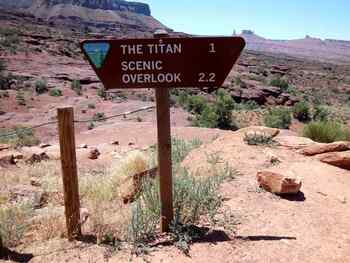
175,91,189,107
71,79,82,95
93,112,105,122
313,105,330,121
293,101,310,122
269,77,289,91
192,106,219,128
185,95,207,114
35,79,48,94
236,100,260,110
0,126,40,147
302,121,350,143
49,88,62,97
193,89,237,130
16,90,26,106
0,204,32,247
264,107,291,129
243,132,275,146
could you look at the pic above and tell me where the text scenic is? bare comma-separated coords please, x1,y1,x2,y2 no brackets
120,43,182,85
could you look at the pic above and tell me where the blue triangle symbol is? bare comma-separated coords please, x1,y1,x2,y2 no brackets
83,42,110,69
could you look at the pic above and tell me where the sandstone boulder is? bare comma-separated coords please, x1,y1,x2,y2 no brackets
318,151,350,170
257,170,302,194
275,136,315,150
300,141,350,156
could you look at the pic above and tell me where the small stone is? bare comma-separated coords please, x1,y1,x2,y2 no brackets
79,144,88,149
30,177,41,187
257,170,302,194
88,148,100,160
25,152,50,164
80,208,90,225
111,141,120,146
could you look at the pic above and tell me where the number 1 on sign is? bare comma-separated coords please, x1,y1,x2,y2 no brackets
209,43,216,53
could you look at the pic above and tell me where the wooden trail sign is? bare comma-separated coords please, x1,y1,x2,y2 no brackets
81,34,245,233
81,37,245,89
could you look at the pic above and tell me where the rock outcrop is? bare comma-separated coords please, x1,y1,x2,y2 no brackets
300,141,350,156
318,151,350,170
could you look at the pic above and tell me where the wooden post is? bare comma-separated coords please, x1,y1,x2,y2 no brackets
155,87,174,232
57,107,81,241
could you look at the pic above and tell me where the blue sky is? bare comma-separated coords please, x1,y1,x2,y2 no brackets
142,0,350,40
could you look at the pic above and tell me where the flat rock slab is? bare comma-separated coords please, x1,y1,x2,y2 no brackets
274,135,315,150
238,126,280,138
300,141,350,156
318,151,350,170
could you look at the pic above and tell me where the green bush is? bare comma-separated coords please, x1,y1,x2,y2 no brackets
0,28,20,53
193,89,237,130
0,126,40,147
71,79,82,95
313,105,330,121
185,95,207,114
35,79,48,94
269,77,289,91
264,107,292,129
49,88,62,97
293,101,310,122
303,121,350,143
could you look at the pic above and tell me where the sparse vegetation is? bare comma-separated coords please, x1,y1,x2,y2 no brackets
0,126,40,147
264,107,292,129
303,121,350,143
97,88,107,99
244,132,275,146
35,79,48,94
16,90,26,106
49,88,62,97
71,79,82,95
0,204,32,247
269,77,289,91
293,101,311,122
313,105,330,121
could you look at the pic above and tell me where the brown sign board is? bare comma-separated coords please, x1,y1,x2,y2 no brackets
81,37,245,89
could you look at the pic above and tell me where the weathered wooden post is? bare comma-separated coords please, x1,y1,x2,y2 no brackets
153,29,174,232
57,107,81,240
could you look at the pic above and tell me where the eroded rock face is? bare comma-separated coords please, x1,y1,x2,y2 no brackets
318,151,350,170
46,0,151,16
256,170,302,194
300,141,350,156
